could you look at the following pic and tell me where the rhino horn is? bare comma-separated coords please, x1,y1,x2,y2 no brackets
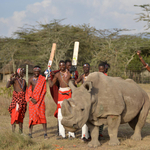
68,80,76,92
83,81,92,92
61,99,72,117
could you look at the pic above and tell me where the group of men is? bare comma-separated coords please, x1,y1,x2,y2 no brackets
7,66,48,139
8,50,150,141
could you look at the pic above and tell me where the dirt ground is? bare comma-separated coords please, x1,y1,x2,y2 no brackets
1,84,150,150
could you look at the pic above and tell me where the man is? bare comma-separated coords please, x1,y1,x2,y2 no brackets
48,59,78,137
137,50,150,71
26,66,48,139
98,61,110,140
6,68,27,133
48,69,60,136
75,63,90,84
75,63,90,141
99,62,107,76
103,61,110,74
65,59,78,80
48,60,75,139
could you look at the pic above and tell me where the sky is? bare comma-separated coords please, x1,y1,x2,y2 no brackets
0,0,149,37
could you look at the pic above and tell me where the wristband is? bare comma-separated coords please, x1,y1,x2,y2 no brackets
146,63,148,68
140,57,142,60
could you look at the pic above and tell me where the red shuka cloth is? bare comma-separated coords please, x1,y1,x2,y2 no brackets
74,70,78,80
26,75,47,126
50,70,60,104
54,88,72,118
9,91,27,124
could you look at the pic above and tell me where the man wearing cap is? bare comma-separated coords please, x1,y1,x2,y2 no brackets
26,66,48,139
6,68,27,133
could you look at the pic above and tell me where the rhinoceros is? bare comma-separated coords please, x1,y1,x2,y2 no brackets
61,72,150,147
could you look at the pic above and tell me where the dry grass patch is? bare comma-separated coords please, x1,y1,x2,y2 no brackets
0,83,150,150
0,131,35,150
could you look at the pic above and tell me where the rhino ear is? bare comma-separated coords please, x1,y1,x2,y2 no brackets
83,81,92,92
68,80,76,92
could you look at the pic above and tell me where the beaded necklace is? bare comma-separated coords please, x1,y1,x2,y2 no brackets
17,77,24,89
33,77,38,83
60,70,69,86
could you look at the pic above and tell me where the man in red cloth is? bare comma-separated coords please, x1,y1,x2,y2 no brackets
6,68,27,133
48,60,78,136
48,60,75,139
26,66,48,139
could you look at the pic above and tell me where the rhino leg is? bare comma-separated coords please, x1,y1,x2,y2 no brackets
130,98,149,141
128,113,139,130
107,115,121,146
87,122,100,148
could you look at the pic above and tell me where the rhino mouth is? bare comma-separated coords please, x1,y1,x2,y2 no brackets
61,118,79,128
63,124,79,132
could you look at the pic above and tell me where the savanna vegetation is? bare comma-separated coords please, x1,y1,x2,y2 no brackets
0,16,150,80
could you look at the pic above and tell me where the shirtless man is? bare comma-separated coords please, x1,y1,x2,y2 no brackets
75,63,90,141
137,50,150,72
48,60,75,139
6,68,27,133
75,63,90,85
26,66,48,139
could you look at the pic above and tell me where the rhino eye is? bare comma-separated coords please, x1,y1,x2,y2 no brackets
81,108,84,111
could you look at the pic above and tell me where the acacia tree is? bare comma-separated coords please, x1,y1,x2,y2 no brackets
0,38,20,73
135,4,150,30
90,29,148,77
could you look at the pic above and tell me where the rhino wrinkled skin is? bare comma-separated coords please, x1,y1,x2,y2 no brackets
61,72,150,147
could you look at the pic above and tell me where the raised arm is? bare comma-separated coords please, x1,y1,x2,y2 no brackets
75,74,83,85
137,50,150,72
6,73,16,88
